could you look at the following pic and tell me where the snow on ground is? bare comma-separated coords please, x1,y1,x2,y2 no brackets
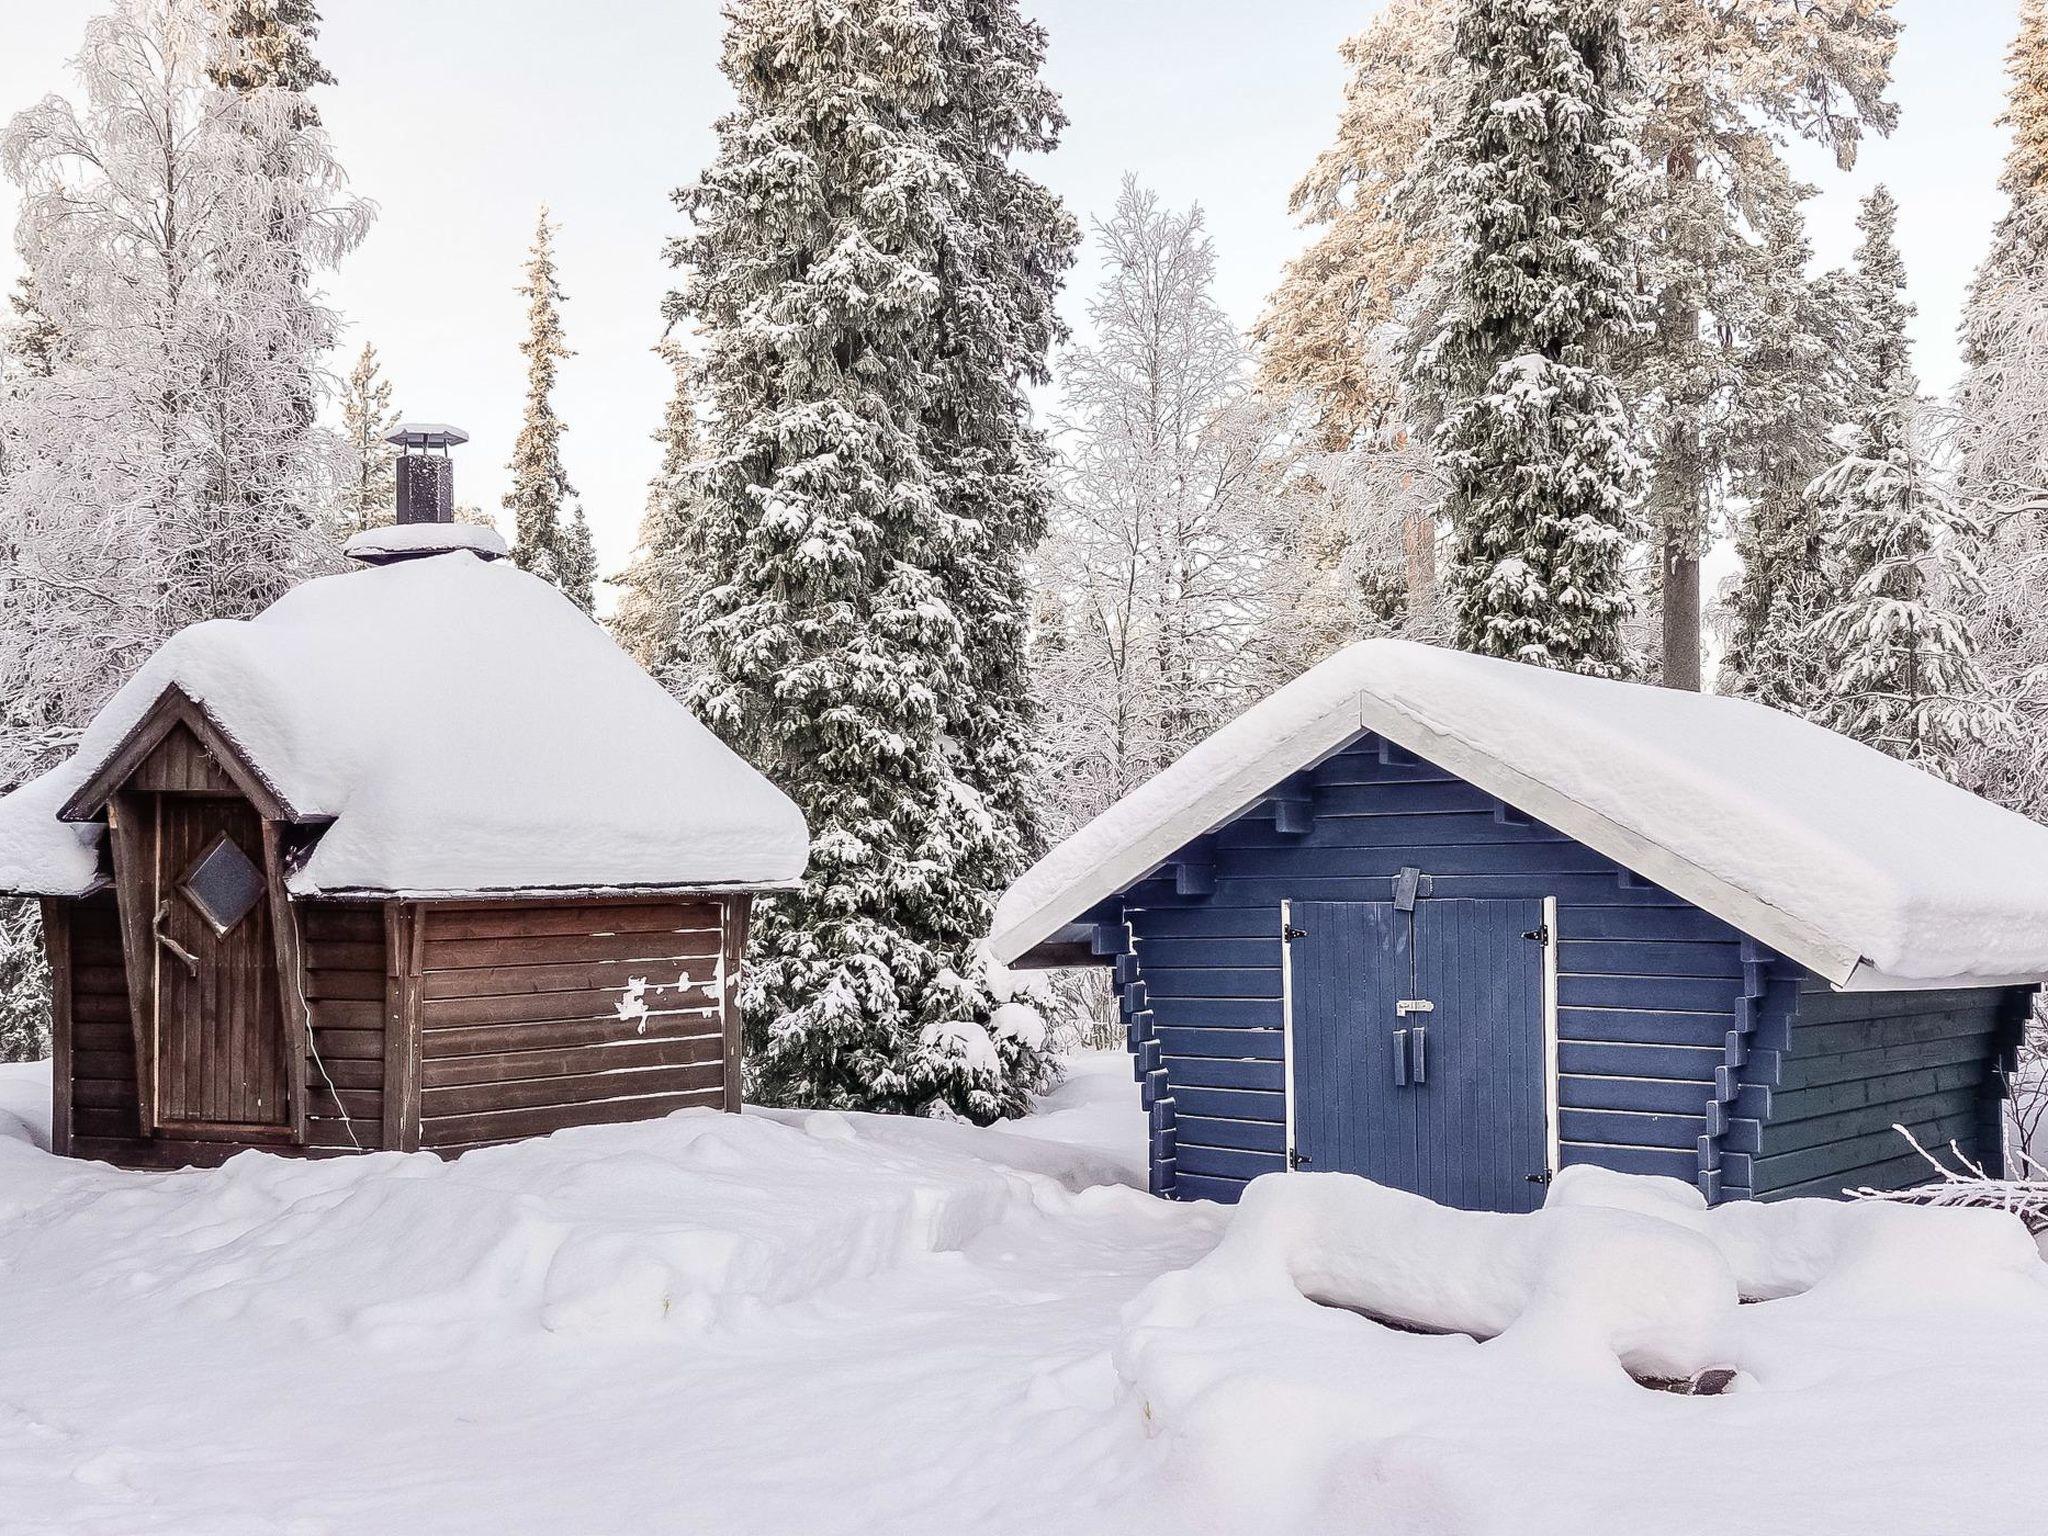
1,1051,2045,1535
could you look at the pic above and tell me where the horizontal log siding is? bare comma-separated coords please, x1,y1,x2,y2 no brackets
415,901,731,1152
1122,734,1760,1205
64,891,144,1163
1733,982,2030,1199
301,903,387,1151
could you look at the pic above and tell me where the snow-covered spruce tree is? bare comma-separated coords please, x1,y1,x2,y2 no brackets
1811,189,2005,777
611,344,704,688
203,0,333,102
902,0,1077,879
336,341,399,535
554,504,598,616
504,206,588,609
1718,185,1858,717
1408,0,1642,677
1037,178,1290,836
671,0,1063,1121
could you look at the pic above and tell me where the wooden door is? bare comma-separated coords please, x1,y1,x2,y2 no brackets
150,797,291,1135
1288,899,1550,1212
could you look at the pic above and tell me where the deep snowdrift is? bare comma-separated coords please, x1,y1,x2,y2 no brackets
1,1057,2044,1536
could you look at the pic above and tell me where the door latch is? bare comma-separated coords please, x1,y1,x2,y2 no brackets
1395,998,1435,1016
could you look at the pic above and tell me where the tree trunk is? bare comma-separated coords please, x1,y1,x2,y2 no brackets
1661,526,1702,691
1401,506,1435,627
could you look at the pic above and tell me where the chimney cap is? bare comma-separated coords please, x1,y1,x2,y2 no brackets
386,422,469,450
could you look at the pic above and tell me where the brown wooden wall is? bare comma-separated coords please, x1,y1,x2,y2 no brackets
46,891,747,1167
408,899,742,1154
302,903,388,1152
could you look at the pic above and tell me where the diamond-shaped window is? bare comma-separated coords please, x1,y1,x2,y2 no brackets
179,833,267,936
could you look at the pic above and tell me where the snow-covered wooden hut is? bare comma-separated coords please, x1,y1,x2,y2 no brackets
0,429,807,1167
991,640,2048,1211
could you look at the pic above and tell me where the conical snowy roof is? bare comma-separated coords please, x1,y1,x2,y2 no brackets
0,551,808,899
991,639,2048,991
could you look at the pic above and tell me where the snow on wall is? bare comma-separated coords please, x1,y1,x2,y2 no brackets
0,552,809,898
992,638,2048,987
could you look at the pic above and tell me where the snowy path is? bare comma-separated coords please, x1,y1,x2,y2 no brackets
2,1053,2047,1535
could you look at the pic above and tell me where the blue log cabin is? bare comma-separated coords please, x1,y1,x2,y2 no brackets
991,640,2048,1212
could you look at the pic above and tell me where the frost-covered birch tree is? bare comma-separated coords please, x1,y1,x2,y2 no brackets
1811,190,2004,777
1409,0,1642,677
504,207,595,613
0,0,368,1058
670,0,1065,1122
1952,0,2048,815
1037,178,1289,835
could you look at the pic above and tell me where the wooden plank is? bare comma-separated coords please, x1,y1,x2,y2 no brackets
383,902,422,1154
307,998,385,1032
1791,1007,1999,1060
306,940,385,972
1172,1142,1284,1181
301,906,384,944
418,986,715,1030
306,1083,382,1122
40,899,73,1156
1557,940,1743,979
1172,1114,1285,1153
419,953,723,1002
126,722,236,794
73,1050,139,1083
73,1020,137,1054
423,1014,722,1059
720,896,749,1113
1154,1025,1286,1059
311,1027,385,1061
421,1034,726,1088
261,819,310,1143
306,1054,384,1090
422,928,725,971
73,1106,143,1139
1794,987,2010,1024
419,1087,725,1148
102,793,156,1133
424,902,722,942
71,993,133,1024
304,968,386,1001
1777,1033,1991,1093
422,1060,725,1118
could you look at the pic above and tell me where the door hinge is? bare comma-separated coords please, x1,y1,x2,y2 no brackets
1288,1147,1312,1170
1525,1169,1554,1185
1523,924,1549,943
1283,926,1308,942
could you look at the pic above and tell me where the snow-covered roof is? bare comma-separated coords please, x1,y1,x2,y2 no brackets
0,551,809,899
990,639,2048,991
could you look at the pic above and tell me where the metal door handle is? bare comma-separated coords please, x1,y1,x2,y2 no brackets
1392,1028,1408,1086
1411,1026,1427,1084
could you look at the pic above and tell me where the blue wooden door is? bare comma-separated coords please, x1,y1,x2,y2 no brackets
1288,899,1550,1212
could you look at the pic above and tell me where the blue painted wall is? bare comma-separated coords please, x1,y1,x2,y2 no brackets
1085,731,2028,1207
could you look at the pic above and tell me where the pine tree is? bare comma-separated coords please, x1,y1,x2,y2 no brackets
204,0,333,102
611,344,703,685
1811,189,2004,776
554,504,598,617
1410,0,1642,677
1719,183,1857,717
1627,0,1898,690
337,341,399,535
671,0,1063,1122
504,207,581,600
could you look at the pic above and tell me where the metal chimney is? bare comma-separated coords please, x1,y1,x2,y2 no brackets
386,423,468,523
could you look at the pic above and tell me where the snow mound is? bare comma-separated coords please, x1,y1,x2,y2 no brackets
1114,1169,2048,1533
0,551,809,898
0,1104,1115,1345
991,637,2048,986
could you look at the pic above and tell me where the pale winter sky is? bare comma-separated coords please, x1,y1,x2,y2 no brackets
0,0,2025,601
